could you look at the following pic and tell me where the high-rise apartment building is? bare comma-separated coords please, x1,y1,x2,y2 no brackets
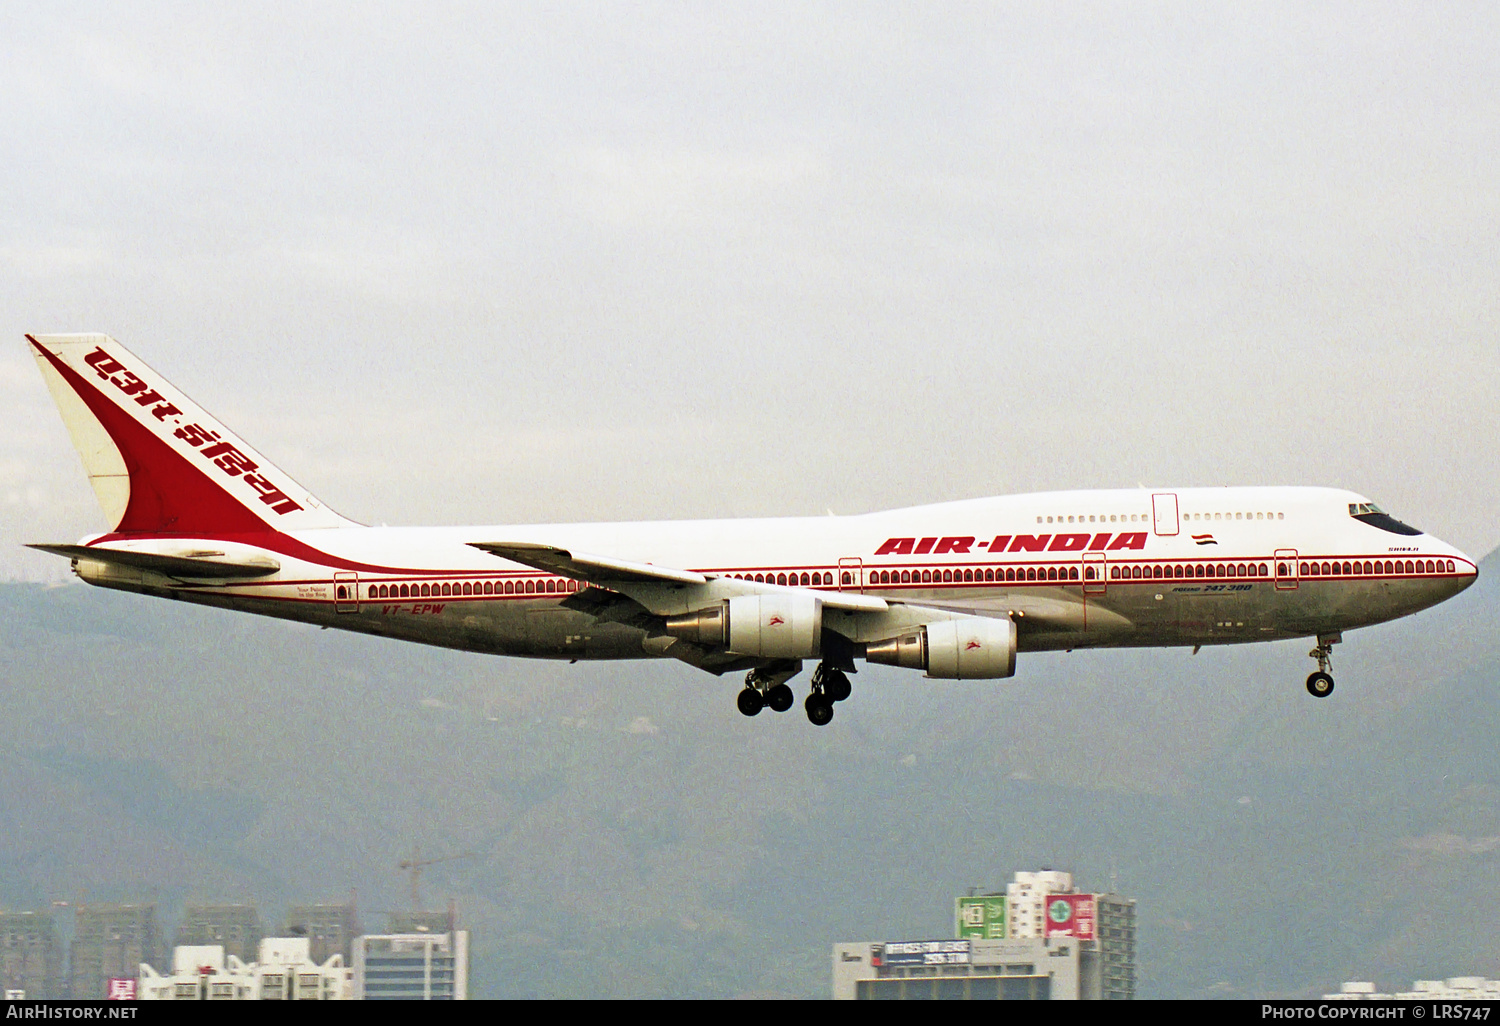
69,904,161,999
0,911,63,999
284,902,359,966
175,904,263,963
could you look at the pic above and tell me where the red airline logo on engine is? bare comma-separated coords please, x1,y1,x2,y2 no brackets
768,615,786,626
874,533,1146,556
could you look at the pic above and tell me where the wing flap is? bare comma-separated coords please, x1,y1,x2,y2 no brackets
468,542,708,585
468,541,888,613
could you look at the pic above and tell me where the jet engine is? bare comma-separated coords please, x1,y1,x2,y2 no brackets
665,594,822,659
865,616,1017,679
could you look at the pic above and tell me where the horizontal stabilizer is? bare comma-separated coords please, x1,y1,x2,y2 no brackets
28,543,281,579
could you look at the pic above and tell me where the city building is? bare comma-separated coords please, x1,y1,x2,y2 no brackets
138,937,351,1000
353,931,469,1000
284,901,359,966
138,944,258,1000
833,937,1080,1000
258,936,351,1000
69,903,161,1000
836,869,1136,1000
1326,978,1500,1000
0,911,64,1000
386,910,453,935
1007,870,1077,939
175,904,263,963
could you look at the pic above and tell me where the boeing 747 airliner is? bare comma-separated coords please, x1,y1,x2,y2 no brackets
26,334,1478,724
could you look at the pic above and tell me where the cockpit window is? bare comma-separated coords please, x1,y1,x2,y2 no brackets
1349,502,1422,536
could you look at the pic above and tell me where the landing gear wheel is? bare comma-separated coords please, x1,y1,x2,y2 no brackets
766,683,794,713
823,668,852,703
737,687,765,717
805,693,834,726
1305,634,1340,698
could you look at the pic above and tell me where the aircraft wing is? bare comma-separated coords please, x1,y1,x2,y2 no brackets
28,543,280,579
470,542,709,586
468,542,888,613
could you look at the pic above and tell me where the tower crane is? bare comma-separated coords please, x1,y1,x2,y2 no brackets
397,848,475,910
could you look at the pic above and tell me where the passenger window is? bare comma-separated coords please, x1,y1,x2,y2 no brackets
1069,567,1079,580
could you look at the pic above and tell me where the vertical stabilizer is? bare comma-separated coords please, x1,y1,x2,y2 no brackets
28,333,357,535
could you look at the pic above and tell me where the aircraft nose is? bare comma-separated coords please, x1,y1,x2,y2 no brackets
1444,542,1479,593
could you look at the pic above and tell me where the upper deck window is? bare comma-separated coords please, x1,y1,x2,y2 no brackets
1349,502,1422,536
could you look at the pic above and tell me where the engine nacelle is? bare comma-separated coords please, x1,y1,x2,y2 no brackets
664,594,822,659
865,616,1017,680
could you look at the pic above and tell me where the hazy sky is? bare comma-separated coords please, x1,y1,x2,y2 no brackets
4,2,1497,581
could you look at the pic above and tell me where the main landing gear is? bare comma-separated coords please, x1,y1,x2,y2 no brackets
737,662,799,717
805,663,852,727
1305,633,1340,698
736,661,852,726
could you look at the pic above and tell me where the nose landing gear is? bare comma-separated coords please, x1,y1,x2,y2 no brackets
1305,633,1339,698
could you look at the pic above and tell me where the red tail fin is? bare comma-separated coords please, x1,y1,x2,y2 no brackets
28,333,356,535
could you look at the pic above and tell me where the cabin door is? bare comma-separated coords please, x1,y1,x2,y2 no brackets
838,557,864,592
1152,493,1180,536
334,571,359,612
1275,549,1299,591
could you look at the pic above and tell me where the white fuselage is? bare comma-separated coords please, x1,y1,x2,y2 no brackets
73,485,1477,667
